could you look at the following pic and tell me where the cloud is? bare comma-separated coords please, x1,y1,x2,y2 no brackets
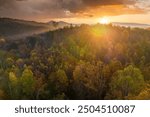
58,0,137,12
58,0,145,18
0,0,26,7
0,0,147,21
82,0,136,6
0,0,14,7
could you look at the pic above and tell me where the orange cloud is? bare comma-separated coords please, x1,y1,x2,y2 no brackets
74,5,145,18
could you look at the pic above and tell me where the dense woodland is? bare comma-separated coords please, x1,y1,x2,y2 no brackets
0,24,150,100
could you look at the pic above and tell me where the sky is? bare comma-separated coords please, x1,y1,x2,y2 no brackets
0,0,150,24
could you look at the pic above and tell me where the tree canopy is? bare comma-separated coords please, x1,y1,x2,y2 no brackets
0,24,150,99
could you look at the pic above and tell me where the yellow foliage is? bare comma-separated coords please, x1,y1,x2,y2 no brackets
9,72,17,84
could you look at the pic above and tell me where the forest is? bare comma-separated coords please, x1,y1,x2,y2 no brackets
0,24,150,100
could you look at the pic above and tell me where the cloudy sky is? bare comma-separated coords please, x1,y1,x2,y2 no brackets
0,0,150,24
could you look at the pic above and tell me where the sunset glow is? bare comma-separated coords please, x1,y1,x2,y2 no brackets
0,0,149,24
99,18,110,24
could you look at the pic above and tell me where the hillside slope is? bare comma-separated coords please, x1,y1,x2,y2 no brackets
0,18,54,40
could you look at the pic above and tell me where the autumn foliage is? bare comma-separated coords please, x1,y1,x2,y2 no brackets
0,24,150,99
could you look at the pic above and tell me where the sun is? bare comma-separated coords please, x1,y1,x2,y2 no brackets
99,17,110,24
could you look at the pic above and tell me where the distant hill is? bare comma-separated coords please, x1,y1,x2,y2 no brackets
112,22,150,29
0,18,53,40
47,21,72,29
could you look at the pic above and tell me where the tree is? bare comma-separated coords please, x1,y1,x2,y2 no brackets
48,69,68,99
110,65,145,99
8,72,19,99
20,67,35,99
109,59,122,74
16,58,24,68
72,61,109,99
6,58,14,67
73,61,97,99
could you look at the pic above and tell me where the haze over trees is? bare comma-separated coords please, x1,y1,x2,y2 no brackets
0,18,71,41
0,20,150,99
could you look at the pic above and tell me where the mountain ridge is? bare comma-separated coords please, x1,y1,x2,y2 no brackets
112,22,150,28
0,18,71,40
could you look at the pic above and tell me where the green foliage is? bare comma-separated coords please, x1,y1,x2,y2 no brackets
110,65,145,99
